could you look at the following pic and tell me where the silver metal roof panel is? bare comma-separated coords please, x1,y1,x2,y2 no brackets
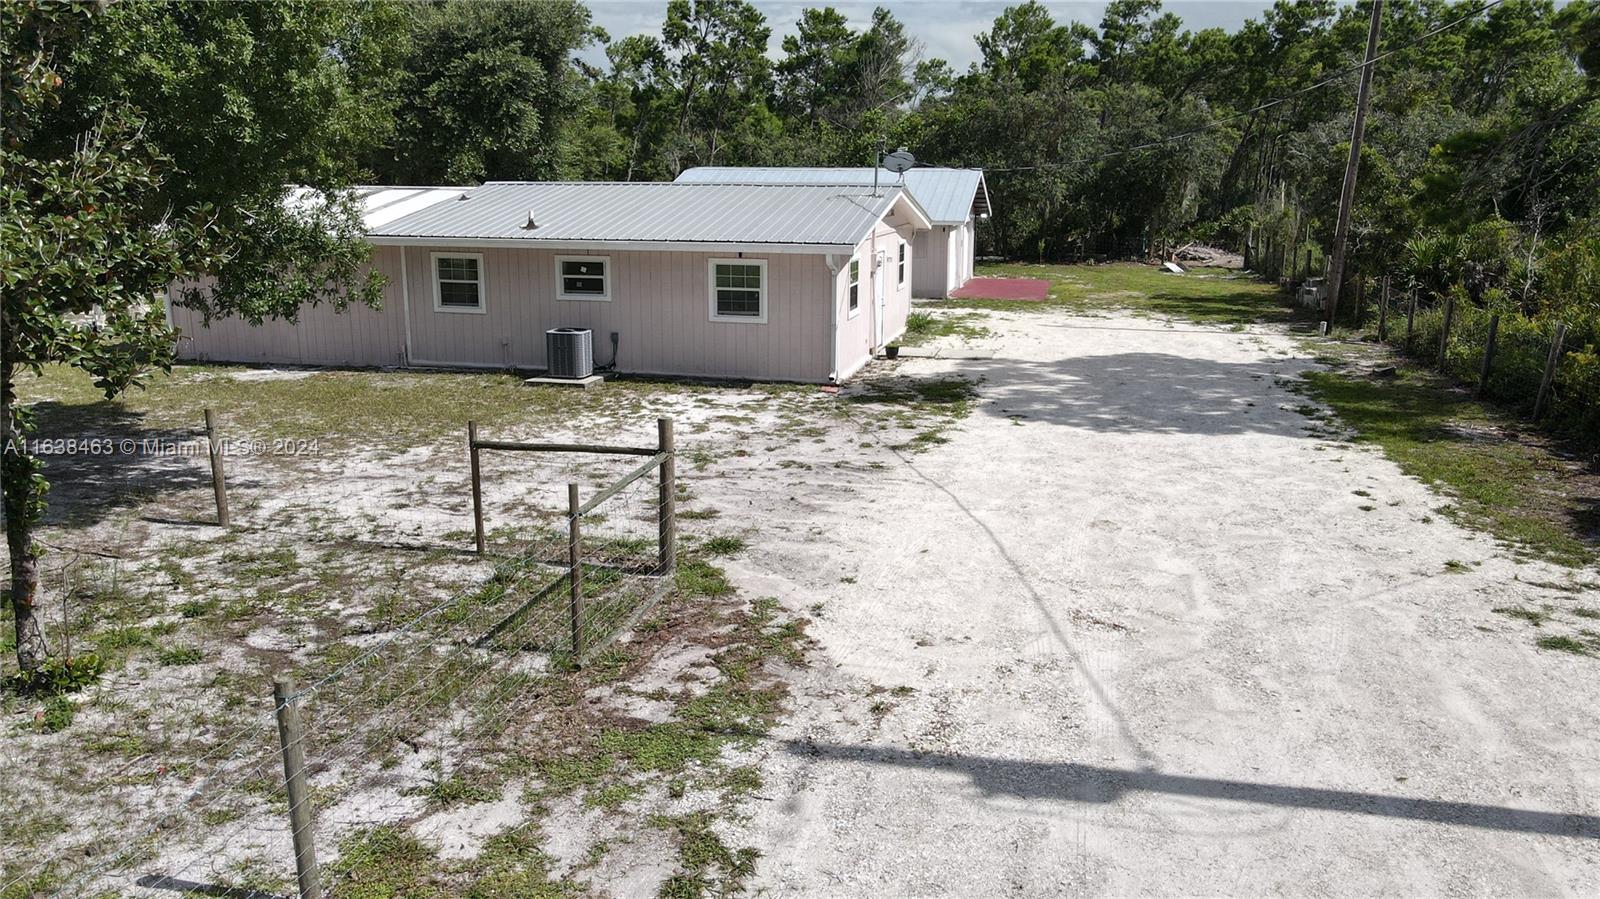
674,167,989,225
367,181,915,247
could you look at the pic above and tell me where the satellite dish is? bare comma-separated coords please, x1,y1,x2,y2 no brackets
882,149,916,174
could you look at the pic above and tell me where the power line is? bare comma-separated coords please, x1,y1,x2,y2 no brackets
984,0,1507,174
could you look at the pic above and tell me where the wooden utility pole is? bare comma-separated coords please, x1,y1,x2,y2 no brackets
1325,0,1385,327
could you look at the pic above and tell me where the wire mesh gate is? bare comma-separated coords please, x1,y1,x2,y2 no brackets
467,416,677,666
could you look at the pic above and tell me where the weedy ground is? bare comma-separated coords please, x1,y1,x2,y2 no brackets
0,358,979,897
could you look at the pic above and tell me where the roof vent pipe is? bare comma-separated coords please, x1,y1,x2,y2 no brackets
523,212,539,230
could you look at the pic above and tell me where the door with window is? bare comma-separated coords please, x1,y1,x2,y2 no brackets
873,249,887,347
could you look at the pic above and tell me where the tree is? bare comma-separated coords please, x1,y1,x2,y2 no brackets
659,0,775,172
373,0,599,184
1,0,397,673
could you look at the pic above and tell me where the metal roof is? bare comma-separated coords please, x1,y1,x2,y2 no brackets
365,181,925,249
674,167,990,226
286,185,462,230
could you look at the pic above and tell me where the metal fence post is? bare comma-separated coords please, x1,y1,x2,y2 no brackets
273,677,322,899
1437,292,1456,370
1476,313,1500,398
657,418,675,575
1378,275,1390,342
204,408,229,528
1405,288,1418,350
1533,322,1568,421
468,421,485,555
567,483,584,662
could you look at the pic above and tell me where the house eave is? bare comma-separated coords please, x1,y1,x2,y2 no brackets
365,236,857,255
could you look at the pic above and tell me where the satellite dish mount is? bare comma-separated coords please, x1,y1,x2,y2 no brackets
874,145,915,196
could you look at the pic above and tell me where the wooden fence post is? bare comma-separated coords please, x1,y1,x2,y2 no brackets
468,421,484,555
567,483,584,662
273,676,322,899
1405,289,1418,350
1437,292,1456,370
1533,322,1568,421
204,409,229,528
1476,313,1500,398
657,418,675,575
1378,276,1390,342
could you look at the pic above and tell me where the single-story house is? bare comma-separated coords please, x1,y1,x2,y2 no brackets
674,166,990,299
169,180,933,383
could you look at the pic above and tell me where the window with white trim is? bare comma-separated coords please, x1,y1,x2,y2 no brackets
708,259,767,323
848,258,860,314
432,253,484,312
897,242,907,286
556,255,610,301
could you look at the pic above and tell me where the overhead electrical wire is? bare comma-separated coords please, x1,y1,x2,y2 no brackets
984,0,1508,173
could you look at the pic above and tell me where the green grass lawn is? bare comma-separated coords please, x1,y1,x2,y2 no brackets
13,364,810,452
942,261,1294,325
1301,364,1598,569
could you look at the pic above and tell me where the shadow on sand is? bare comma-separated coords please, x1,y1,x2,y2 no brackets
781,741,1600,839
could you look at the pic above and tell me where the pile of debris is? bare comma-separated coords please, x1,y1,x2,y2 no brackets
1171,243,1244,269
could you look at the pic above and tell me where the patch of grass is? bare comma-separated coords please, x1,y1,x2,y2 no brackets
896,311,994,347
464,829,567,898
1535,634,1595,656
536,755,615,793
934,262,1292,325
675,560,733,598
1493,606,1550,626
157,645,204,666
176,598,218,619
598,724,721,773
326,826,443,899
1300,367,1598,568
410,773,499,810
700,536,746,557
583,781,642,810
652,812,759,899
36,695,76,733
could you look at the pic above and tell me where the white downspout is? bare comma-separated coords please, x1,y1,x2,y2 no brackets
824,253,842,382
399,245,414,367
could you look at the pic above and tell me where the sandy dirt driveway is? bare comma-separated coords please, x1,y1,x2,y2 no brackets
713,310,1600,896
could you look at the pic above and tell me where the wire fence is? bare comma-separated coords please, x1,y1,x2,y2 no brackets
2,419,679,899
1335,277,1597,444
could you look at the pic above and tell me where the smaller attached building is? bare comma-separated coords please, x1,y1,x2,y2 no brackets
169,181,931,383
674,166,991,298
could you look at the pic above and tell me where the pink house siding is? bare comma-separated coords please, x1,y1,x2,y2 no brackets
834,217,916,380
397,246,832,381
172,245,839,382
168,247,408,368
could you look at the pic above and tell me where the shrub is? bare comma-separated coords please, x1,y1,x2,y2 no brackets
4,653,105,697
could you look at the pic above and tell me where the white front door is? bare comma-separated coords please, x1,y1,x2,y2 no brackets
873,249,887,347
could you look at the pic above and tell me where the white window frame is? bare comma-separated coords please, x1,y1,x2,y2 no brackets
555,254,612,302
707,258,768,324
897,242,907,286
431,252,486,314
847,258,861,319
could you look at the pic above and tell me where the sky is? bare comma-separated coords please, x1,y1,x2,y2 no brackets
582,1,1284,71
